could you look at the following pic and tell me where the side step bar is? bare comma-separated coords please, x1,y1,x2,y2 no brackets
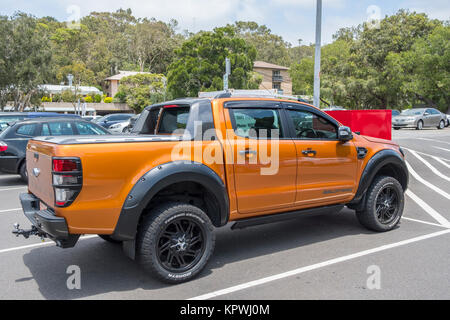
231,204,344,230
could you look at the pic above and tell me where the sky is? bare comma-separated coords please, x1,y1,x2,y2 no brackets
1,0,449,45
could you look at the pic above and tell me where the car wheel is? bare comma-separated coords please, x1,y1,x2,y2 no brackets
438,120,445,130
19,162,28,183
136,202,215,283
98,235,122,244
416,120,423,130
356,176,404,232
393,127,401,130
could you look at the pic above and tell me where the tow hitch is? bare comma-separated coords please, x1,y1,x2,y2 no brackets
12,223,47,240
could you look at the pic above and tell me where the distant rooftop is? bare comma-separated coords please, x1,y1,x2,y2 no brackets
39,84,102,95
253,61,289,70
105,70,152,81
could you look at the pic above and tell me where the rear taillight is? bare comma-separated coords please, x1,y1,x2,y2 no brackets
0,141,7,152
52,158,82,207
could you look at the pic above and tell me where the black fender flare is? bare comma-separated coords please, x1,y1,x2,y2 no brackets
349,149,408,206
112,161,229,241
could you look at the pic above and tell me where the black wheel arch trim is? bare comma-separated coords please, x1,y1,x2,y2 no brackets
349,149,408,206
112,161,229,241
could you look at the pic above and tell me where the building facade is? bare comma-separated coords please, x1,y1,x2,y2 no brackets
253,61,292,95
104,71,152,97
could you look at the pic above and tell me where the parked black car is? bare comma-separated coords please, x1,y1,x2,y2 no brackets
0,112,81,132
94,113,134,129
0,118,109,181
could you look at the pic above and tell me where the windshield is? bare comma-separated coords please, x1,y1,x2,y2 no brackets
0,115,26,131
401,109,424,116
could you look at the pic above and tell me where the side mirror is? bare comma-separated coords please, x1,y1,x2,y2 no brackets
338,126,353,142
424,112,430,116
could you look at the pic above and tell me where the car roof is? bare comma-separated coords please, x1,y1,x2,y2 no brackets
11,117,92,125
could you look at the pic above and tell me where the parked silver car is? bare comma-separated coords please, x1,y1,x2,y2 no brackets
393,108,447,130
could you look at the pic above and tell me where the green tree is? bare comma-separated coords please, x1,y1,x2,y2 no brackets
2,13,53,111
167,26,257,98
231,21,291,66
116,73,166,112
290,58,314,96
387,25,450,110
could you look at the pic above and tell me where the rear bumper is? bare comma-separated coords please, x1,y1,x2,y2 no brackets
20,193,79,248
0,156,20,173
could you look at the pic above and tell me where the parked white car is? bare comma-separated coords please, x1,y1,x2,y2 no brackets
108,121,130,134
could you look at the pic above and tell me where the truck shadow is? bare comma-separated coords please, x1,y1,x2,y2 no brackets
22,208,378,299
0,174,25,187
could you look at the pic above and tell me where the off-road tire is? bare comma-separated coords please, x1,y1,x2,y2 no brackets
98,235,122,244
19,162,28,182
438,120,445,130
136,202,215,283
356,176,404,232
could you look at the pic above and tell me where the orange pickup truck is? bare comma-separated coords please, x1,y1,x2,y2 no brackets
14,94,408,283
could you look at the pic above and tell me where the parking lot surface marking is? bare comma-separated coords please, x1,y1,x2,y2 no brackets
0,187,27,192
405,190,450,228
406,149,450,182
0,208,21,213
188,229,450,300
402,216,449,228
405,161,450,200
0,235,97,254
418,138,450,146
433,146,450,152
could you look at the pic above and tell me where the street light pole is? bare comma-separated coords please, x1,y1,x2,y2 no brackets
313,0,322,108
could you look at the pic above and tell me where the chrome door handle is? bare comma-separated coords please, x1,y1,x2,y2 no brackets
239,149,257,155
302,149,317,156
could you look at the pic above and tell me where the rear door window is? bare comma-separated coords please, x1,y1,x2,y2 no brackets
48,122,74,135
16,124,37,137
74,122,108,135
230,108,283,139
157,107,190,134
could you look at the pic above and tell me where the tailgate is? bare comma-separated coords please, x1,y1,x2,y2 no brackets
26,140,56,208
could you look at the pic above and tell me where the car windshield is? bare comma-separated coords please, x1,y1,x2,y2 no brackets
0,115,25,131
401,109,424,116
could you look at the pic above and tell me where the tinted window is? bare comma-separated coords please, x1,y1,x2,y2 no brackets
16,124,37,136
109,114,131,121
287,109,337,139
230,108,283,139
75,122,108,135
48,122,74,135
41,123,50,135
430,109,440,115
0,115,25,131
158,107,190,134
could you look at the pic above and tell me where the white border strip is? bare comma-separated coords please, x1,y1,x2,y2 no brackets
405,161,450,200
0,208,21,213
405,190,450,228
418,137,450,146
0,235,98,254
0,187,27,192
402,216,448,228
406,149,450,182
188,229,450,300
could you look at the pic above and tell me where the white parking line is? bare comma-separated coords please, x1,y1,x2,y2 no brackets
432,156,450,168
405,149,450,182
0,186,27,192
0,235,98,254
405,161,450,200
188,229,450,300
418,138,450,146
405,190,450,228
434,146,450,152
402,217,448,228
0,208,21,213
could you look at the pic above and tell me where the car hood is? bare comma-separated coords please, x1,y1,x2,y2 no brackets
361,135,399,147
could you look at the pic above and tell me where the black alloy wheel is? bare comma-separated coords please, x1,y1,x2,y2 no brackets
156,216,205,273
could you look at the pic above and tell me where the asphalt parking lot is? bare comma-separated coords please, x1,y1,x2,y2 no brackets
0,128,449,300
